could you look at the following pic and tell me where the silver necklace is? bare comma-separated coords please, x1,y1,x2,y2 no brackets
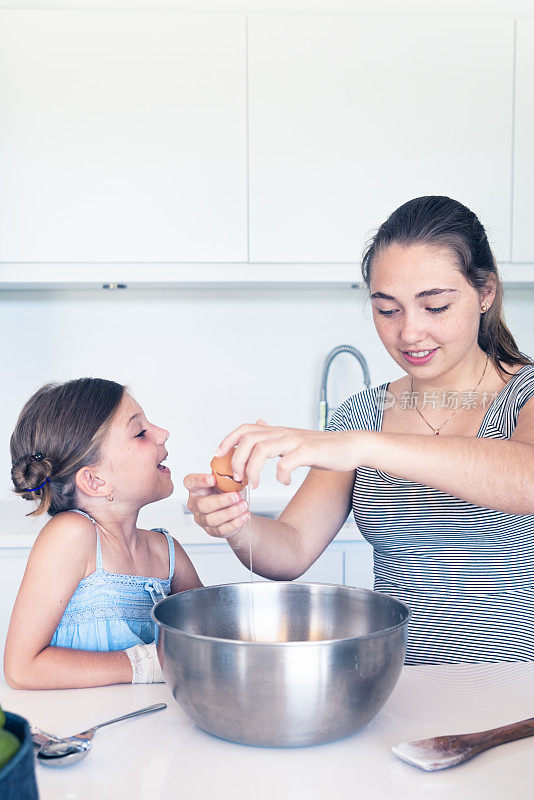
410,354,489,436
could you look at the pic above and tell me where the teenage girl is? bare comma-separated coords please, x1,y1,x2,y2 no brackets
5,378,202,689
185,196,534,665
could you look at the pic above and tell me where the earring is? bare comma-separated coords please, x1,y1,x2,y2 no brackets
481,304,489,313
107,492,114,502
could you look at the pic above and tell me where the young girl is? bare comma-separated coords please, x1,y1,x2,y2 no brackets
4,377,202,689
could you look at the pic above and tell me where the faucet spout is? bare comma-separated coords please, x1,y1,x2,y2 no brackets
319,345,371,430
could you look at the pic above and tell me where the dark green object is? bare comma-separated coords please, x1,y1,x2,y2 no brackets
0,728,20,768
0,713,39,800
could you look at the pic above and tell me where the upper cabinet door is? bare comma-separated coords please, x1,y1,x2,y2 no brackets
513,18,534,263
0,11,247,262
249,15,514,264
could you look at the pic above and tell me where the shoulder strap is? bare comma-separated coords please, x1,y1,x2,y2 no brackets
327,384,385,433
151,528,175,580
510,364,534,410
71,508,103,572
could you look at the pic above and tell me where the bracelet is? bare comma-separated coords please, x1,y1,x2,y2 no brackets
124,642,164,684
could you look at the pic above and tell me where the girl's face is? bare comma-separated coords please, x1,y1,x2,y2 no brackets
369,243,493,380
97,392,172,509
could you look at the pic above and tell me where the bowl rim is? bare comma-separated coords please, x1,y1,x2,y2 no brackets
151,580,411,646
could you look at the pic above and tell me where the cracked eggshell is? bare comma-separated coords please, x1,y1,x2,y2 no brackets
210,449,248,493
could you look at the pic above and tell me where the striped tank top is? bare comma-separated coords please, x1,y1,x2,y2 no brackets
327,364,534,665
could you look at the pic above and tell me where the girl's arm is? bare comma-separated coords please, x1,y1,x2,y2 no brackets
230,467,355,579
170,539,203,594
363,421,534,515
185,467,354,580
219,398,534,516
4,513,133,690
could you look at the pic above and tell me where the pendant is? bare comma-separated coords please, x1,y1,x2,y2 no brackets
434,430,440,435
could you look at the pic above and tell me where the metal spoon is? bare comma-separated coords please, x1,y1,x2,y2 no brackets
392,715,534,771
35,702,167,767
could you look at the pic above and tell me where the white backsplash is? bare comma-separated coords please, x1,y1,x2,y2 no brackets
1,286,533,536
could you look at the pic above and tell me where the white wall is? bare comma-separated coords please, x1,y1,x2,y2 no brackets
1,0,533,534
0,286,391,531
2,286,534,535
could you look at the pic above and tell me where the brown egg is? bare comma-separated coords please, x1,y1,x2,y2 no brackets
210,448,248,493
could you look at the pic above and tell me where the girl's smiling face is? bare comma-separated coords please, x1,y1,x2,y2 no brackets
369,242,495,382
93,392,173,509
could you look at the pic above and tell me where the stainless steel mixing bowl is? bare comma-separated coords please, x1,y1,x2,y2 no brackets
152,581,409,747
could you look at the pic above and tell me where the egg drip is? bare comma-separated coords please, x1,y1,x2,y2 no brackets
246,486,257,642
210,450,256,640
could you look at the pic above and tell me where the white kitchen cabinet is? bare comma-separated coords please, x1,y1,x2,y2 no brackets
0,538,375,678
249,14,514,264
0,10,247,262
0,540,356,677
513,18,534,263
183,543,345,587
0,550,30,668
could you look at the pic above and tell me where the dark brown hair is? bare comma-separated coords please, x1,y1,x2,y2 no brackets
10,378,125,517
361,196,532,378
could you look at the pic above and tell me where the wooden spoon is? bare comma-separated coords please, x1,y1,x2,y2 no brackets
392,717,534,771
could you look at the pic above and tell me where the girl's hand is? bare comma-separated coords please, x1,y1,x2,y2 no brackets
213,423,368,490
183,473,250,540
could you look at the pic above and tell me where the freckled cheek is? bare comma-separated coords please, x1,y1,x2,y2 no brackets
439,308,478,343
372,315,398,347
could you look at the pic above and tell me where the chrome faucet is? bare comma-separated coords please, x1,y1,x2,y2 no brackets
318,345,371,431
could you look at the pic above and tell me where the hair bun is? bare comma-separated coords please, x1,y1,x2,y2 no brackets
11,453,53,497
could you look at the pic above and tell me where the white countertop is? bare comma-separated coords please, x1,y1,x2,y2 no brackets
0,495,365,548
2,662,533,800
